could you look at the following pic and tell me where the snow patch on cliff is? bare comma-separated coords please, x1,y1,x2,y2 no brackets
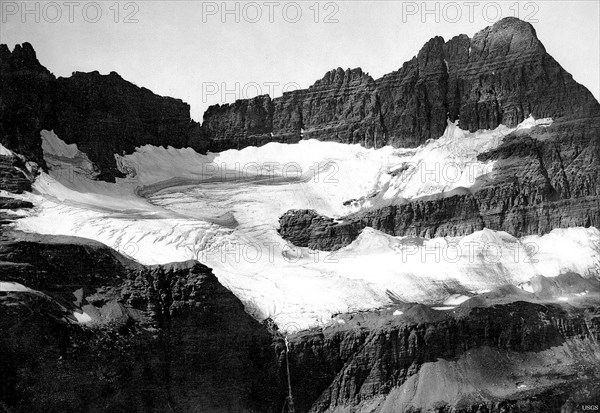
0,143,15,157
73,311,92,323
371,116,553,205
0,281,32,292
41,130,81,158
40,129,101,183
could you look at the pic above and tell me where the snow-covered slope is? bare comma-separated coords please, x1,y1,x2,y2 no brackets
12,120,600,330
373,117,552,205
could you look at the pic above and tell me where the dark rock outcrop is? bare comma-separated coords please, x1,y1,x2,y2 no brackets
0,154,34,193
49,71,205,181
284,301,600,413
0,43,206,182
0,42,54,168
0,233,286,412
0,42,52,193
278,209,362,251
272,68,383,146
0,195,33,228
202,67,383,151
351,193,486,238
473,117,600,235
202,94,278,151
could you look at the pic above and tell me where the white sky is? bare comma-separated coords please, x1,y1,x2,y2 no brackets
2,0,599,121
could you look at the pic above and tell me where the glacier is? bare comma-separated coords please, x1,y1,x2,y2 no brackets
9,118,600,330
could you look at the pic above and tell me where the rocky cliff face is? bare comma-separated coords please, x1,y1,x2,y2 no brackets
0,154,35,193
0,43,205,182
272,68,383,146
202,94,281,151
50,71,204,181
203,68,382,151
0,233,286,412
202,18,599,149
0,43,52,191
284,301,600,413
473,116,600,235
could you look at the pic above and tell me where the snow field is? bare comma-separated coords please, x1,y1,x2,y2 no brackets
12,117,600,330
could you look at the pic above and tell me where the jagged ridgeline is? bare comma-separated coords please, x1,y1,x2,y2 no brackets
2,18,598,183
203,17,598,150
0,43,203,182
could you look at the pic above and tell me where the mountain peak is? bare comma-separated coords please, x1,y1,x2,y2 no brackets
0,42,50,74
491,16,538,33
471,17,544,59
310,67,373,89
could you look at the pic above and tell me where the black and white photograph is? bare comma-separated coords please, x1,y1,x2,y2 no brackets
1,1,599,412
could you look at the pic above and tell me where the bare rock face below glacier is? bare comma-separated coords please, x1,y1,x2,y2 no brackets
285,299,600,413
0,233,285,412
